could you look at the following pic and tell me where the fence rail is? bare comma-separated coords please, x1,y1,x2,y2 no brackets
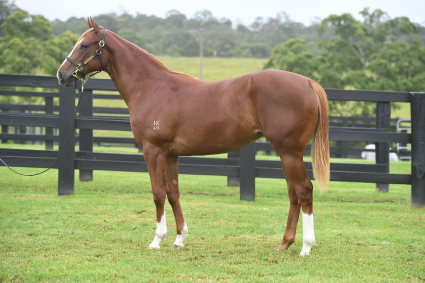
0,74,424,206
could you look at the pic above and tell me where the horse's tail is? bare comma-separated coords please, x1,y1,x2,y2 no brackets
308,79,330,193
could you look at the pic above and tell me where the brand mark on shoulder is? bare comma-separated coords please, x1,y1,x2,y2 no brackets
153,121,160,130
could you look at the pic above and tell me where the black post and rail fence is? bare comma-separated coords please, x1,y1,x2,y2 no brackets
0,74,423,206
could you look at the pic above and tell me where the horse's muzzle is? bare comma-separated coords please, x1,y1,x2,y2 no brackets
57,71,75,87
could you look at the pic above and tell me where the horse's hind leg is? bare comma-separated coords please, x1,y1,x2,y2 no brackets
164,156,188,248
278,152,316,256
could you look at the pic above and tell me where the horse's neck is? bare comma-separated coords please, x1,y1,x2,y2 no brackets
104,33,170,105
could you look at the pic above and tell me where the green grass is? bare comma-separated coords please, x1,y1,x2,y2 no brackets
1,145,423,282
94,56,267,82
391,102,411,119
156,56,267,82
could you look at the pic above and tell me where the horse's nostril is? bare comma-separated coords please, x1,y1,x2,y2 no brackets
58,71,63,79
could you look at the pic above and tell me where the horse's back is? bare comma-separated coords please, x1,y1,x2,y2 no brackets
133,69,319,156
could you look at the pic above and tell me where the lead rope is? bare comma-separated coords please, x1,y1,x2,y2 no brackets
0,83,86,176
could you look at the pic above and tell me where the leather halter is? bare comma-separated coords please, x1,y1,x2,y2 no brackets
66,29,107,82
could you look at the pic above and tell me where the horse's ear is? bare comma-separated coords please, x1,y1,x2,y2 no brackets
87,17,93,29
90,17,102,35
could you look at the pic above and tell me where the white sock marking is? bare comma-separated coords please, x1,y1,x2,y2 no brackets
173,221,188,247
300,212,315,256
149,208,167,248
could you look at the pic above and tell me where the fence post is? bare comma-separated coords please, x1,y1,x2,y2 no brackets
375,102,391,192
1,109,8,144
227,150,240,187
340,116,349,158
240,143,256,201
45,96,54,150
18,104,26,144
410,92,425,207
58,87,76,196
78,89,93,181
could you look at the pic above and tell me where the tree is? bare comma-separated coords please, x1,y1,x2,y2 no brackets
193,10,213,24
0,8,79,76
0,36,42,75
42,30,80,75
318,8,416,79
117,29,145,48
164,10,186,28
368,35,425,92
1,9,53,41
0,0,16,36
0,9,53,75
263,38,317,78
263,9,423,116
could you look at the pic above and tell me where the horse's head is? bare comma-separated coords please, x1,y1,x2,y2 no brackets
57,17,108,87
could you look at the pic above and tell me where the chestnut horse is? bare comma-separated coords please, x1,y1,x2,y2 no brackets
57,18,330,256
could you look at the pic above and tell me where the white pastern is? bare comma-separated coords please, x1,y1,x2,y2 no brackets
300,212,315,256
173,221,188,248
149,209,167,249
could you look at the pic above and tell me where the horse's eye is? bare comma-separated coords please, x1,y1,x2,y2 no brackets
80,44,89,49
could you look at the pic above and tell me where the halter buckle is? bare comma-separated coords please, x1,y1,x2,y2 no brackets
99,40,105,47
72,70,79,78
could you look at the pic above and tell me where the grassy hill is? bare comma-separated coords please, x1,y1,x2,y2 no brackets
94,56,267,82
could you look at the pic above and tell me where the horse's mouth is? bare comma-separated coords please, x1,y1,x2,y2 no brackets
58,76,75,87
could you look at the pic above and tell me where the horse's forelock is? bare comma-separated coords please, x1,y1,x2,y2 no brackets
74,26,104,47
75,28,93,47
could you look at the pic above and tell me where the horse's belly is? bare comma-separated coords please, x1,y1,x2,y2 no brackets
168,121,262,156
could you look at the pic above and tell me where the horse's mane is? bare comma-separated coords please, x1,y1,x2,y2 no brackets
108,31,197,80
75,28,196,79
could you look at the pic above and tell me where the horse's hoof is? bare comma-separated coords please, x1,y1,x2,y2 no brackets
299,246,313,256
277,241,293,252
172,244,184,249
277,246,286,252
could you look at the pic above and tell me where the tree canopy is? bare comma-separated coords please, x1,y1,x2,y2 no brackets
264,9,425,116
0,0,424,105
50,10,333,58
0,3,78,76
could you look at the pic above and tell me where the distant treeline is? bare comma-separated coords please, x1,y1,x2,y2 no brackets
51,9,425,59
51,10,330,58
1,0,425,106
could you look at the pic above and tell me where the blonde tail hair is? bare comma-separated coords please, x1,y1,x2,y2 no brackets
309,79,330,193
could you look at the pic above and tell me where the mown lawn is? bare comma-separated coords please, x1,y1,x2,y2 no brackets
0,151,424,282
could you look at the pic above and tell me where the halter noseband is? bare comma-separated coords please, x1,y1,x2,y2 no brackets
66,29,107,83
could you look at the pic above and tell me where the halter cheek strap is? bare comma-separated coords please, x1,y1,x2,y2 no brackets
66,29,107,81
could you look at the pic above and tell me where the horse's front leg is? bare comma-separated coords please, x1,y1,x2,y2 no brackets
144,146,168,249
165,156,188,248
